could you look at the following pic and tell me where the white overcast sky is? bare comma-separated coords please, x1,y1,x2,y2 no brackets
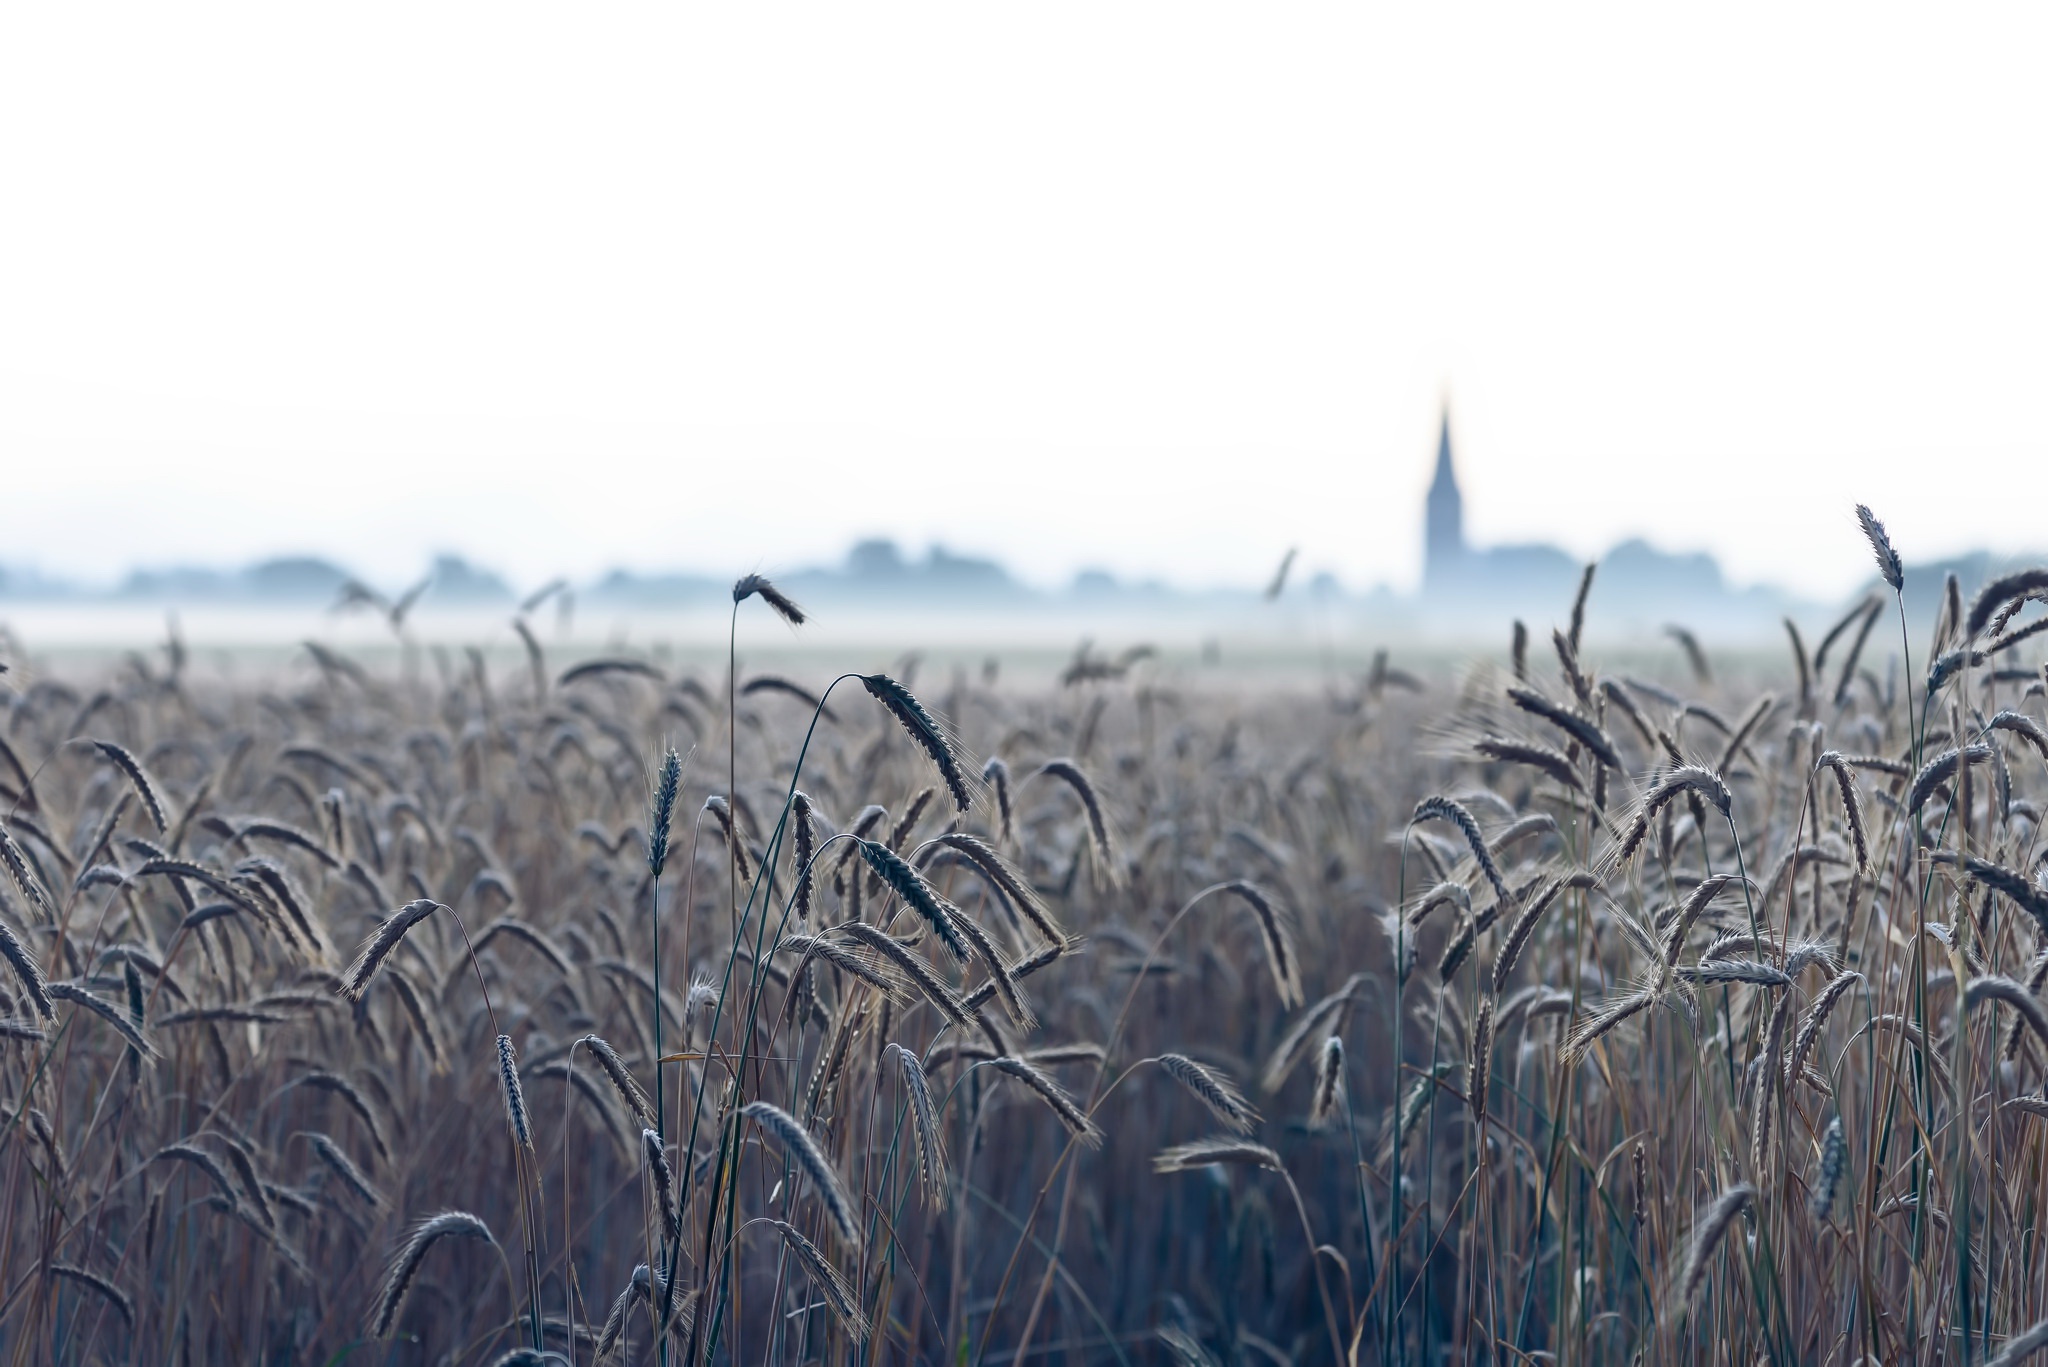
2,4,2043,599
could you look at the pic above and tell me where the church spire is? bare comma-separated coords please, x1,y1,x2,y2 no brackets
1431,405,1456,490
1424,401,1466,590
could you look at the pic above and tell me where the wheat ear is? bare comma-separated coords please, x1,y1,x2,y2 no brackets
367,1211,498,1338
1674,1185,1755,1313
742,1101,861,1247
339,900,443,1002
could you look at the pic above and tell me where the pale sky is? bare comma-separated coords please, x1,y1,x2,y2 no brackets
2,4,2044,600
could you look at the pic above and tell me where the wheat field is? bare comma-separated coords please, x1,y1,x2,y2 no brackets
3,542,2048,1364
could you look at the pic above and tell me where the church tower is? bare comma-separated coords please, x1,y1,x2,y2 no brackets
1424,403,1466,590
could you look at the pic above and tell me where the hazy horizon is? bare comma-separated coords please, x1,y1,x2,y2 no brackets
7,5,2048,601
0,525,1834,600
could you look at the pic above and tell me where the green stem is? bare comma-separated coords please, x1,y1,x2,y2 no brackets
675,675,861,1363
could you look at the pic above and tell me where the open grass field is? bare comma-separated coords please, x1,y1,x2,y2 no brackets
3,544,2048,1364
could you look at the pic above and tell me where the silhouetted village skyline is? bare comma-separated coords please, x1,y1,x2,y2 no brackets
0,416,2033,638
